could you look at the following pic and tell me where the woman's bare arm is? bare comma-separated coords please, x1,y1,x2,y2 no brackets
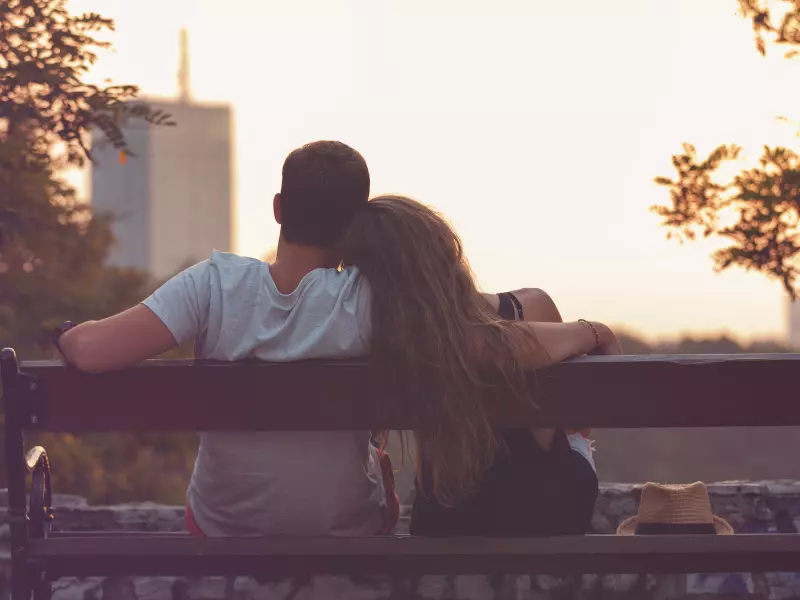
482,288,561,323
481,288,620,448
483,288,620,364
525,320,620,366
484,288,564,449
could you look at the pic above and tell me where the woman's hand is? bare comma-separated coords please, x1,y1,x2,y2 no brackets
587,322,623,355
521,320,621,367
566,322,620,440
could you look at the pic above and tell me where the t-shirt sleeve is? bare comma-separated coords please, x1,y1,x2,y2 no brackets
566,432,596,473
353,275,372,348
141,260,212,345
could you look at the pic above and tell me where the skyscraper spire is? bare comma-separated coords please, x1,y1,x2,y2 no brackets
178,28,191,103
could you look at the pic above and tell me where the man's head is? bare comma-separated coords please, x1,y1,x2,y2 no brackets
275,141,370,247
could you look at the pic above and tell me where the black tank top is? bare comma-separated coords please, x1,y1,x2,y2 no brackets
408,292,599,536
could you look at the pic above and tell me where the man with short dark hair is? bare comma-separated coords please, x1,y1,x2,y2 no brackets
278,140,370,247
54,141,399,536
268,141,370,293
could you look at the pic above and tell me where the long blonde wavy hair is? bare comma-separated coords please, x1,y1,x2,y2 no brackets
337,195,542,506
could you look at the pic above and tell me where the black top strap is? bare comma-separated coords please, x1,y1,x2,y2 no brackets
497,293,515,320
497,292,524,321
508,292,524,320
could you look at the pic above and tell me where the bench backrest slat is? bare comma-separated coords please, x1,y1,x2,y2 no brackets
11,353,800,432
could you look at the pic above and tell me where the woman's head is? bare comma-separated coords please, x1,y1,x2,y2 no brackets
338,195,539,505
340,195,475,313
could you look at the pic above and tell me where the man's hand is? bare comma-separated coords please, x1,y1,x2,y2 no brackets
52,347,66,364
57,306,177,373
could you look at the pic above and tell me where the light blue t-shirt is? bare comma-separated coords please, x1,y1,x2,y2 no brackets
143,251,385,537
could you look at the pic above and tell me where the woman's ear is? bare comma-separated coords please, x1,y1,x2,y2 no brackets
273,193,282,225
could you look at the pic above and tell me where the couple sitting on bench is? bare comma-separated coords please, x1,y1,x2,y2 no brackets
51,140,621,538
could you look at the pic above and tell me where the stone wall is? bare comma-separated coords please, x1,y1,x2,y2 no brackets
2,482,800,600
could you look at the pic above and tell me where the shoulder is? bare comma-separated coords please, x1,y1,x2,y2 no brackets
204,251,267,287
481,288,556,308
311,266,369,299
512,288,556,306
313,265,361,286
309,266,370,308
511,288,561,322
485,288,561,322
208,250,264,271
162,251,263,283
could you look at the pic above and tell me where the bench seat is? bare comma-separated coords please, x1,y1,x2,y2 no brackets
31,534,800,577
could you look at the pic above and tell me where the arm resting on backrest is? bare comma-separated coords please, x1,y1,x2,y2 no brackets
26,446,48,472
26,446,53,539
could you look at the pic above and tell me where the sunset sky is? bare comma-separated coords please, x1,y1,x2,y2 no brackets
71,0,800,342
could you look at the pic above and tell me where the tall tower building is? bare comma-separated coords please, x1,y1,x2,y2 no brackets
787,297,800,349
91,30,233,280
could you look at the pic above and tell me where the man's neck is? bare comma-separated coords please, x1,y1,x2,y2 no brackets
268,237,336,294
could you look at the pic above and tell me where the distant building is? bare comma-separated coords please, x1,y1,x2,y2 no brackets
91,30,233,280
262,248,277,263
788,297,800,349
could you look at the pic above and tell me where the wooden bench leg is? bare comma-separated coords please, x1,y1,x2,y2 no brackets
2,349,31,600
31,569,51,600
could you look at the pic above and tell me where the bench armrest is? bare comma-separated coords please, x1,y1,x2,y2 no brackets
26,446,53,539
26,446,48,473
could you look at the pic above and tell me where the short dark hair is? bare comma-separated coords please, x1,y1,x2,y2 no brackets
279,141,370,247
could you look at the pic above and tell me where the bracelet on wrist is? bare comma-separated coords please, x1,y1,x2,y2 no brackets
577,319,600,351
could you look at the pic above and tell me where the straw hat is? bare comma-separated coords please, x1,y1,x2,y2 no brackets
616,482,733,535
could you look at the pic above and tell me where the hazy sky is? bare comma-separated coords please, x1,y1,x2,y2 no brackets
71,0,800,342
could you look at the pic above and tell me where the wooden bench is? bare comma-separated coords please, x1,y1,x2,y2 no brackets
3,347,800,600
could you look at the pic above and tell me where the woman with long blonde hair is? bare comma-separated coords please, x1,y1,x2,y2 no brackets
339,195,620,535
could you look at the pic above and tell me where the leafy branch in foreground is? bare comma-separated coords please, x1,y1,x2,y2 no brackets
0,0,175,276
654,144,800,296
655,1,800,296
0,0,174,165
738,0,800,57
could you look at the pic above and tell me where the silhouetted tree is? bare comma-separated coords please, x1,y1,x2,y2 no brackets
740,0,800,58
0,0,191,504
0,0,174,355
654,1,800,296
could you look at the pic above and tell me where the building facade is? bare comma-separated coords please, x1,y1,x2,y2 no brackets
91,100,233,280
91,30,233,280
787,297,800,349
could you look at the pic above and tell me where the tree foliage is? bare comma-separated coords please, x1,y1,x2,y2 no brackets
0,0,175,354
738,0,800,58
0,0,173,165
654,0,800,296
0,0,193,505
0,127,152,355
654,143,800,295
